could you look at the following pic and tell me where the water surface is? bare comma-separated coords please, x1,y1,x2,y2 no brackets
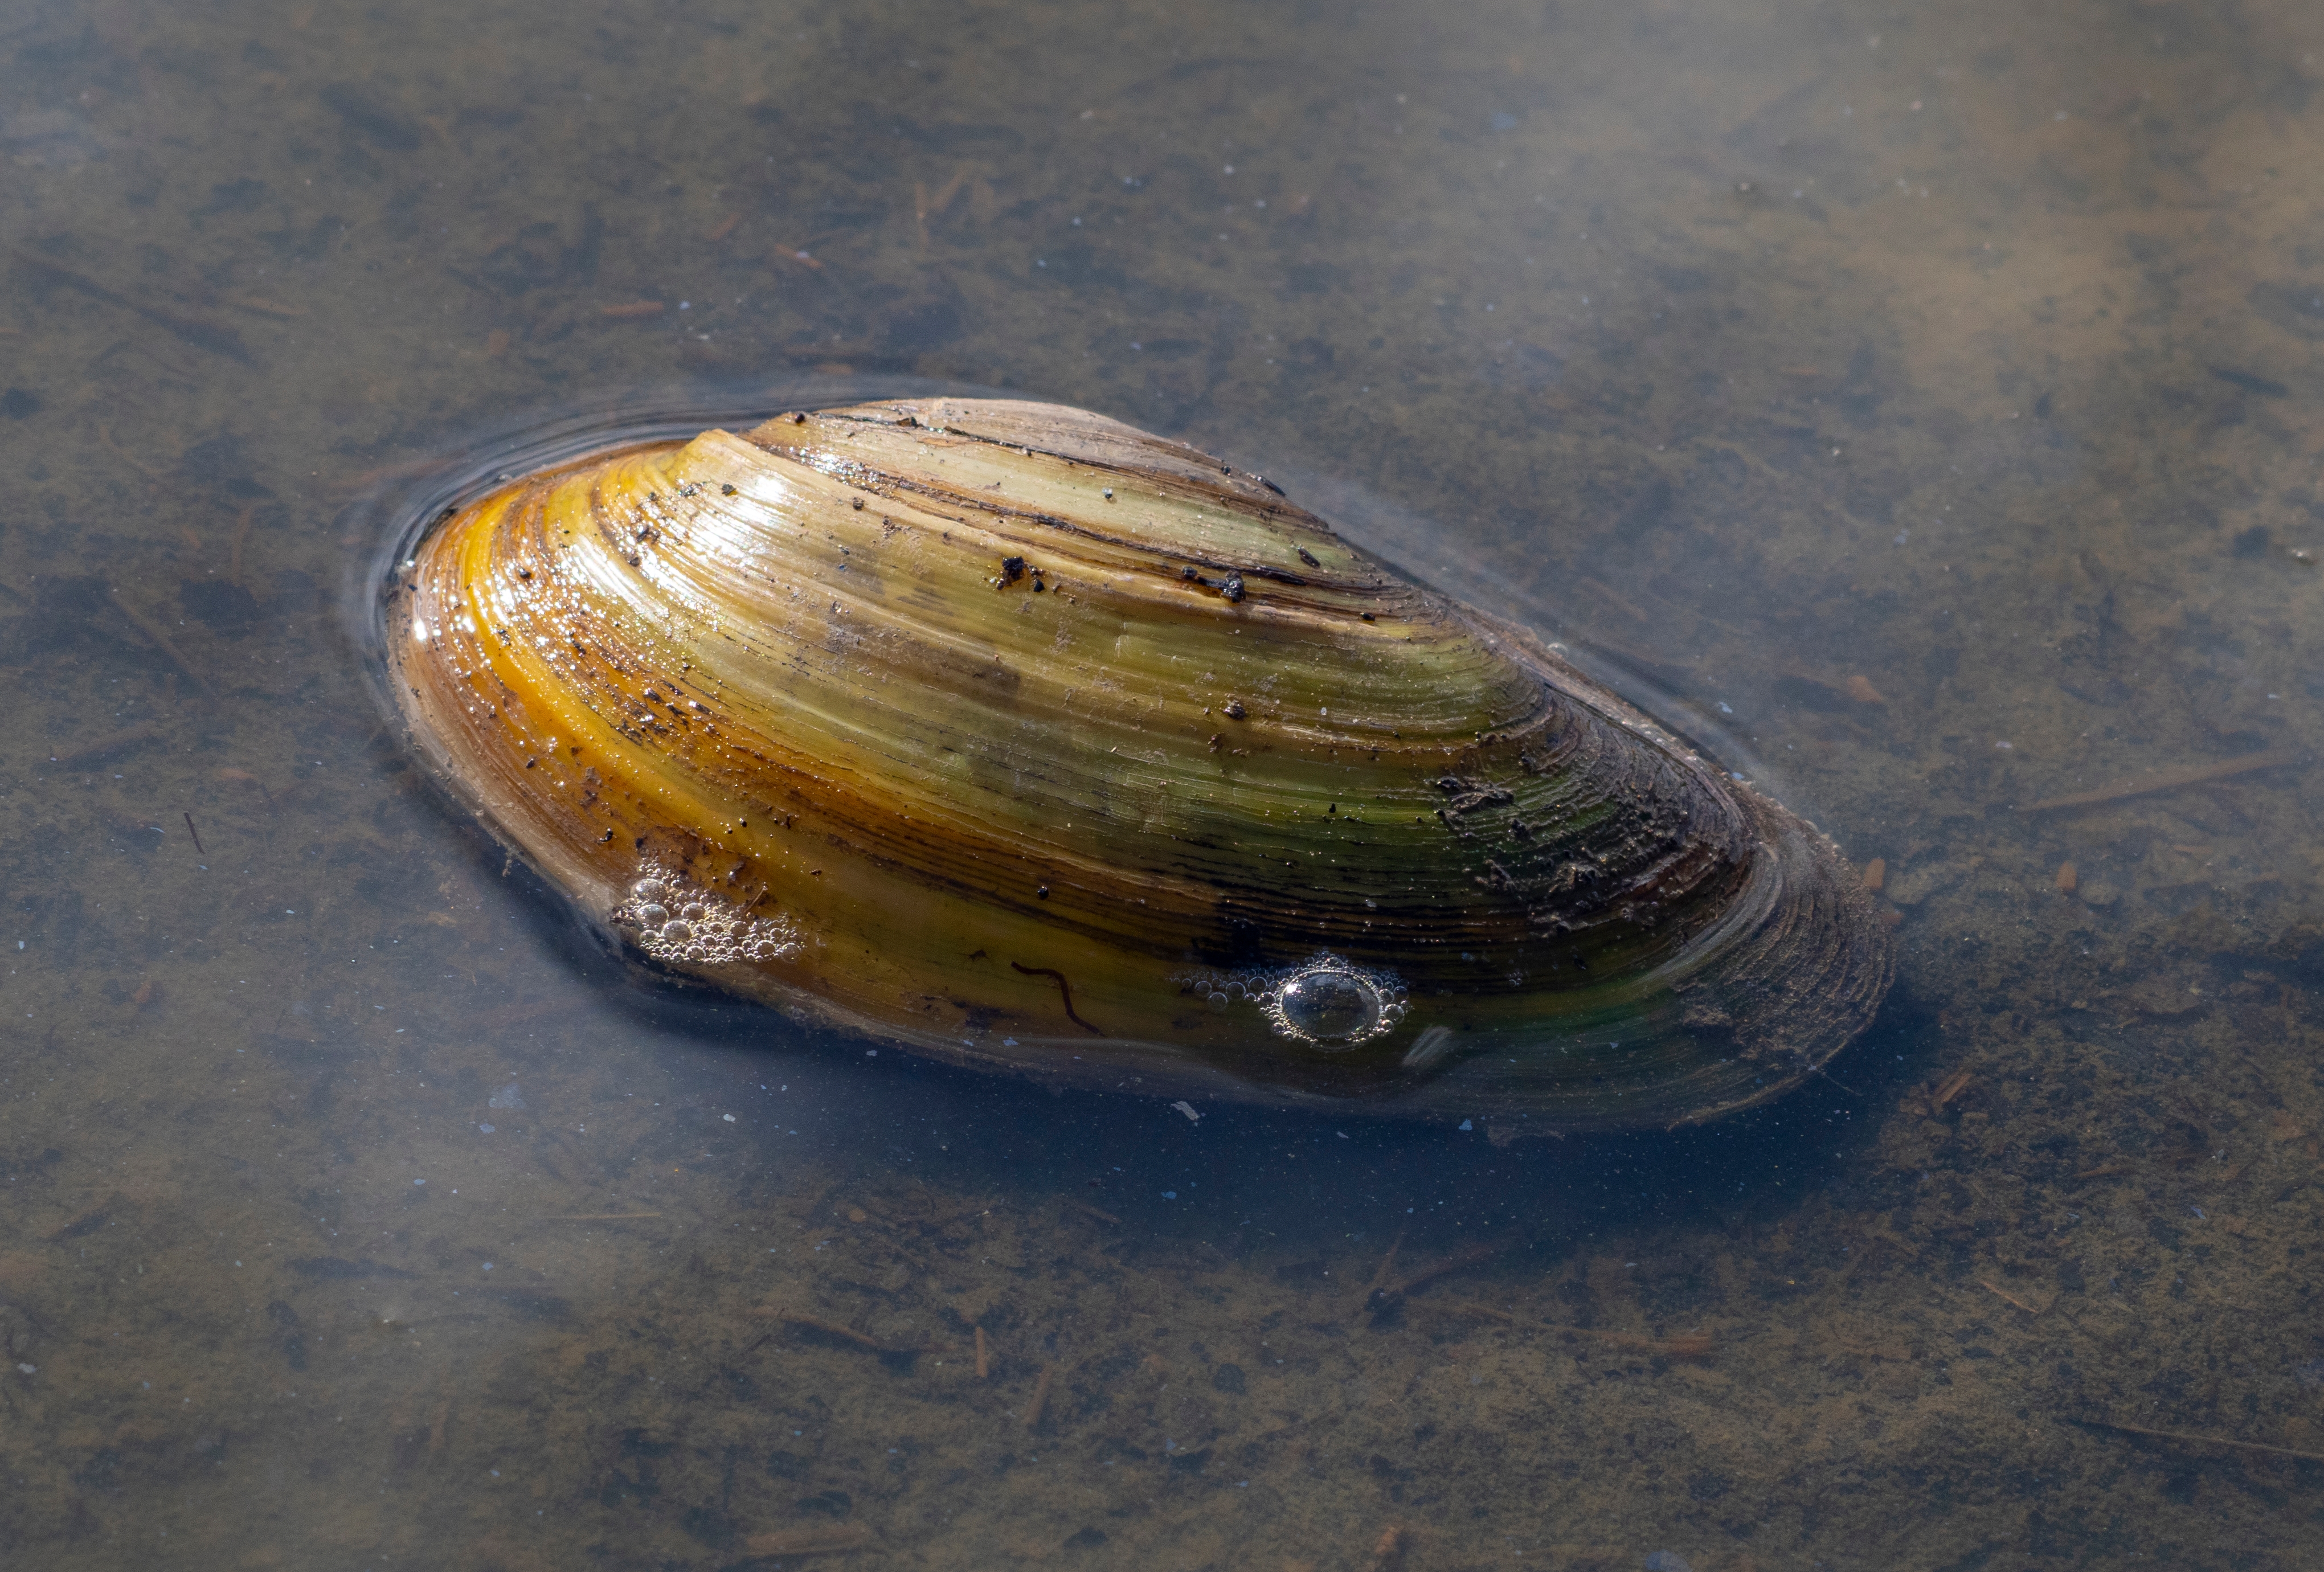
5,1,2323,1566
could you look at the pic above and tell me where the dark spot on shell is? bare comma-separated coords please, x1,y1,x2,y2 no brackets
1222,699,1246,720
1296,547,1320,567
1221,575,1245,603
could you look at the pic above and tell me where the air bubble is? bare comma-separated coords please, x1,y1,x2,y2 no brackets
1173,952,1405,1050
612,858,801,969
1276,968,1383,1043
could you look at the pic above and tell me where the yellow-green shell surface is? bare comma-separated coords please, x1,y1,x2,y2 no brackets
385,398,1892,1128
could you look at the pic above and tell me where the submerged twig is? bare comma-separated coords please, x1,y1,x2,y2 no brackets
1424,1297,1519,1324
1376,1241,1503,1301
1543,1323,1716,1360
758,1311,934,1360
107,588,216,698
2069,1415,2324,1463
2020,750,2297,812
15,248,253,362
230,505,256,587
742,1523,877,1558
1979,1279,2043,1315
1363,1522,1409,1572
47,722,164,768
1023,1362,1054,1429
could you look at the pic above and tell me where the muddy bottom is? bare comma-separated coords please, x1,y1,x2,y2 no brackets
5,0,2324,1566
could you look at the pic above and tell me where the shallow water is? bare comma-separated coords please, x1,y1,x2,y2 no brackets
5,1,2323,1567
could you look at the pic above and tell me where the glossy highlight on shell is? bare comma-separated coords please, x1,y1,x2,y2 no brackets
380,398,1892,1130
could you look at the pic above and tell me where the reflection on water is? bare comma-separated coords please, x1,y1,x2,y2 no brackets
3,0,2322,1566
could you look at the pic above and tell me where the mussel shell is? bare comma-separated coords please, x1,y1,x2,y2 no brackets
382,398,1892,1129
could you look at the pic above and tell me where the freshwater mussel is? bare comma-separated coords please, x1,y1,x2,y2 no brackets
382,398,1892,1130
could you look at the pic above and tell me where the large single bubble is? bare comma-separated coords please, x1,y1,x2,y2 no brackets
1249,955,1404,1049
1278,968,1383,1043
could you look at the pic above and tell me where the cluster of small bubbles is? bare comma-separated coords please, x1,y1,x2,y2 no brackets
1175,953,1405,1051
613,862,799,967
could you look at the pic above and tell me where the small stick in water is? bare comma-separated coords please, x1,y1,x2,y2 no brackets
2020,750,2296,812
1426,1298,1519,1324
230,505,255,587
741,1523,875,1558
1541,1323,1715,1359
1981,1279,2043,1314
182,812,204,854
771,1314,885,1351
1023,1363,1054,1429
1380,1241,1503,1300
107,587,216,698
48,723,163,768
760,1312,935,1361
2072,1415,2324,1463
15,248,254,362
